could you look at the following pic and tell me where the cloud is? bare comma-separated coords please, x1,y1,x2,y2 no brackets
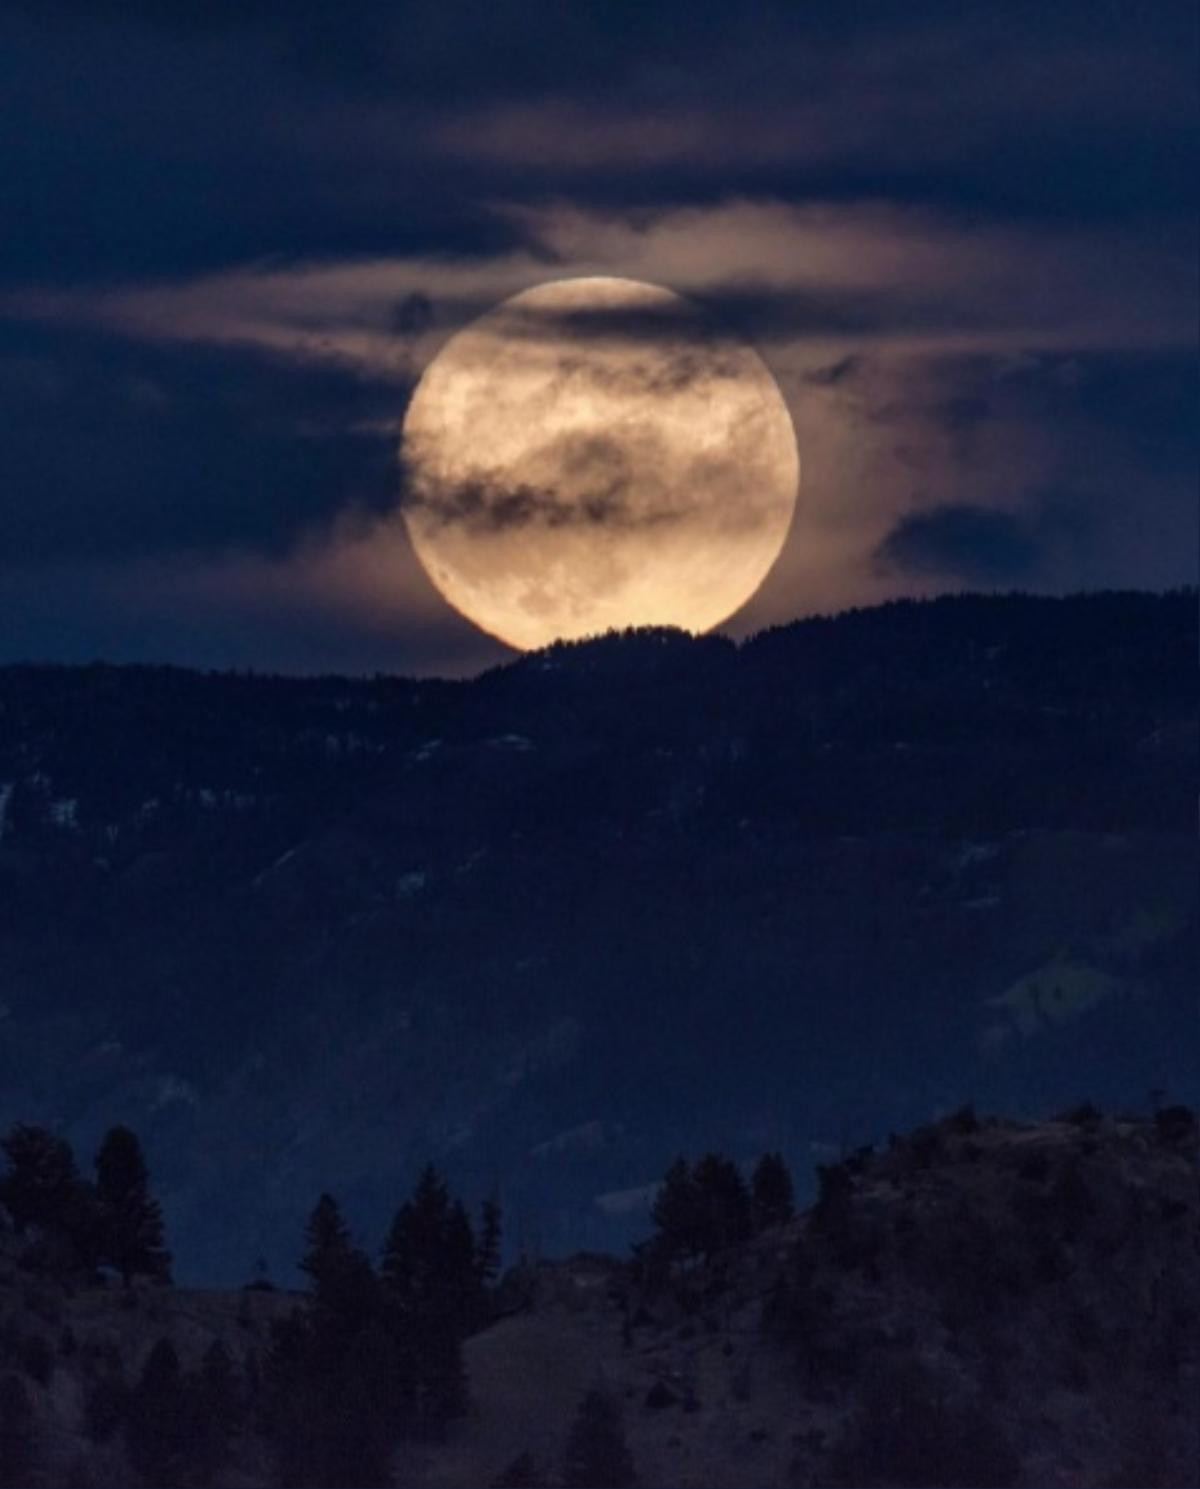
802,356,861,388
2,1,1193,292
0,510,509,676
404,455,692,539
8,199,1193,390
0,1,1194,673
3,205,1191,655
423,5,1196,219
875,504,1039,582
404,473,651,536
0,325,401,563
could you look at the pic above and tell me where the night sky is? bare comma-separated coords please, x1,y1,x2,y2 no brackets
2,1,1196,676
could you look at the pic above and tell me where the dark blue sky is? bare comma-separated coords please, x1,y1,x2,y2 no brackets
1,1,1195,674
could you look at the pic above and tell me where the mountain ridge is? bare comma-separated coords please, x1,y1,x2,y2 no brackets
0,590,1194,1285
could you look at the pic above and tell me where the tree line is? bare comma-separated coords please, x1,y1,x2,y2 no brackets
638,1149,794,1279
0,1122,169,1287
259,1167,503,1486
0,1120,806,1487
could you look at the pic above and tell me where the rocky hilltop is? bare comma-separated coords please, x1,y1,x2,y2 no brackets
1,1105,1197,1487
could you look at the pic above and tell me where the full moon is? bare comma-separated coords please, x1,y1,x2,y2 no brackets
399,276,799,651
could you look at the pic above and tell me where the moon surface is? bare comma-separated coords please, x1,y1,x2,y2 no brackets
399,276,799,651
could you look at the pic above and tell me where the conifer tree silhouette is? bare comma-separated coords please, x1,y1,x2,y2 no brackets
95,1126,171,1286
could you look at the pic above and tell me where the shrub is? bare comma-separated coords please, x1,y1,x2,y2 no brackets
1154,1105,1197,1146
562,1388,636,1488
84,1373,127,1445
1047,1160,1095,1241
907,1126,944,1168
0,1373,38,1489
491,1450,546,1488
17,1332,53,1387
644,1380,677,1408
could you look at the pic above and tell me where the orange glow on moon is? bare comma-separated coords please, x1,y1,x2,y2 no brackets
399,276,799,650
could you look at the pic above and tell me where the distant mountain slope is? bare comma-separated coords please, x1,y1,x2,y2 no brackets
0,591,1195,1283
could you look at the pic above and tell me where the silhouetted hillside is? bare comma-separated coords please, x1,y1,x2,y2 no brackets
1,1106,1196,1487
0,591,1194,1283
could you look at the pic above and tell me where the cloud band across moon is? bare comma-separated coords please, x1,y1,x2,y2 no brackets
0,198,1193,673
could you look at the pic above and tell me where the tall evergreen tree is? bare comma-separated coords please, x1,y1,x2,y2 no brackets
381,1165,474,1430
125,1339,188,1488
191,1339,240,1487
751,1152,795,1231
381,1166,455,1306
265,1196,398,1485
0,1125,81,1237
264,1303,396,1485
561,1388,636,1489
445,1199,480,1333
476,1195,503,1290
95,1126,171,1286
692,1153,752,1258
261,1311,315,1481
300,1193,353,1285
300,1193,378,1332
328,1318,400,1486
650,1157,701,1265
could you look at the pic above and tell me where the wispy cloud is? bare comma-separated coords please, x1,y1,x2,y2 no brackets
1,201,1193,663
7,199,1193,386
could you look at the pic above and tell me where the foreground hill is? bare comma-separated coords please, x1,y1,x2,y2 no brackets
0,590,1195,1282
2,1107,1197,1487
432,1107,1200,1489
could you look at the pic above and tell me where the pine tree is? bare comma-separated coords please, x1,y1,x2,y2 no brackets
263,1309,339,1489
561,1388,636,1489
192,1339,240,1487
381,1165,474,1431
751,1151,795,1231
261,1310,316,1481
276,1197,399,1483
650,1157,700,1265
264,1303,397,1486
318,1319,397,1488
95,1126,171,1287
381,1163,482,1322
477,1195,503,1289
381,1165,452,1307
336,1322,401,1483
301,1193,353,1285
692,1153,751,1258
300,1193,378,1332
0,1125,80,1236
125,1338,188,1487
446,1199,481,1333
0,1124,99,1274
